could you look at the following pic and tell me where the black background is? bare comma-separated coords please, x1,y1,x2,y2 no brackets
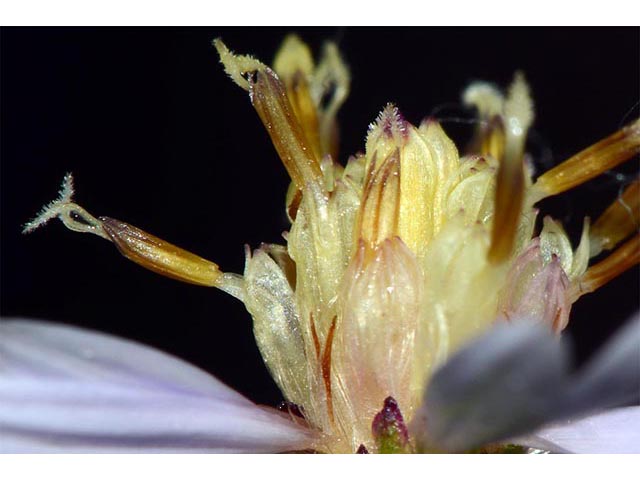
2,28,639,406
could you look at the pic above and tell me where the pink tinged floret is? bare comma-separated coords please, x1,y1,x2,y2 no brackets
499,238,571,333
334,237,422,448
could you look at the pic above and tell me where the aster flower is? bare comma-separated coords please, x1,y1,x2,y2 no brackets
3,35,639,453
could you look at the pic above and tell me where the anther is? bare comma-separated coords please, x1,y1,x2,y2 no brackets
574,234,640,299
488,73,533,263
531,119,640,202
590,179,640,257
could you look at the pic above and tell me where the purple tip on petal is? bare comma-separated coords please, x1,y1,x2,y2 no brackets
277,401,306,419
356,444,370,454
373,104,408,141
372,396,409,453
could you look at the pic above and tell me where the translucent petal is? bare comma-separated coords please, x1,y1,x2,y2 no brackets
446,156,496,225
421,217,505,360
333,238,424,450
540,217,574,275
244,248,309,407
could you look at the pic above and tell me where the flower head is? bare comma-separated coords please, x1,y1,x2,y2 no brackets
10,34,640,453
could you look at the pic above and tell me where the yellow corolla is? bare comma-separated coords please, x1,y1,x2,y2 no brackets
24,35,639,453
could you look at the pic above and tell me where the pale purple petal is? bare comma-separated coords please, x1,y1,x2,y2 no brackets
0,319,315,453
1,318,248,402
514,407,640,453
413,314,640,452
411,322,570,452
563,315,640,414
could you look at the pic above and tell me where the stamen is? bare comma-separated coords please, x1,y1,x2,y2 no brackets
531,119,640,201
357,151,401,249
311,42,350,159
489,158,525,263
273,35,322,159
285,71,323,160
463,82,504,119
309,313,321,360
321,316,337,425
488,73,533,263
285,181,303,221
590,179,640,257
25,175,243,299
215,39,323,191
478,117,506,161
100,217,223,288
463,81,506,160
573,234,640,299
250,68,323,189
